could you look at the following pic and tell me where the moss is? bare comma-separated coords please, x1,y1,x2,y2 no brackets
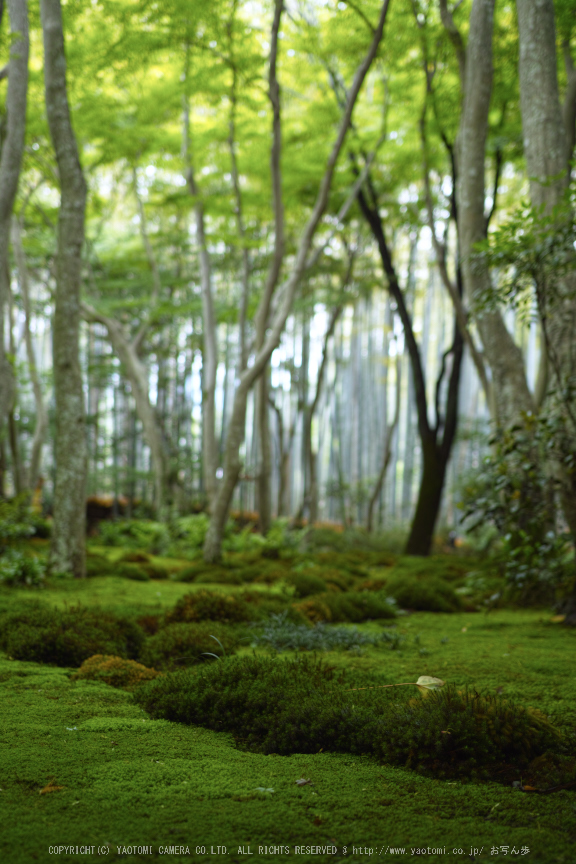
140,622,239,670
0,604,145,666
385,575,462,612
71,654,162,689
293,591,396,623
286,570,327,598
165,590,254,624
115,562,150,582
134,655,564,781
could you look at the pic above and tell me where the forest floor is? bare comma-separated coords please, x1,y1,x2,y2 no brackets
1,542,575,864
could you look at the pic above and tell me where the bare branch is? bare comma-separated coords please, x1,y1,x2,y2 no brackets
253,0,285,345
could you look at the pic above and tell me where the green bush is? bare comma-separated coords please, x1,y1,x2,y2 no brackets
0,496,37,546
165,590,254,625
0,605,145,667
385,575,462,613
0,549,46,587
175,563,231,584
133,655,563,780
98,519,169,554
140,622,238,670
169,514,210,549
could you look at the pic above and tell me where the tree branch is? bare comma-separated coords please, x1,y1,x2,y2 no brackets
439,0,466,91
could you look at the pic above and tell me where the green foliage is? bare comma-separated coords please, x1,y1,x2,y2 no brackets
140,623,238,671
134,655,563,779
169,514,210,549
0,496,40,546
384,575,462,613
0,549,46,587
165,590,254,625
251,612,402,653
0,605,145,667
98,520,170,554
461,421,572,601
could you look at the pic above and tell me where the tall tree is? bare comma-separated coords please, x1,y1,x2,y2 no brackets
0,0,28,463
202,0,392,562
41,0,87,577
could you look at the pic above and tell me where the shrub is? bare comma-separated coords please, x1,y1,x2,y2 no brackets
0,605,145,667
98,519,169,554
165,590,253,625
251,612,402,652
169,514,210,549
0,549,46,587
134,655,562,779
140,622,238,670
0,496,36,546
384,575,462,612
71,655,162,689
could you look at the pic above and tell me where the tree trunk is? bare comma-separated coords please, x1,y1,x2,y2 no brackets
456,0,534,427
11,219,48,490
256,366,272,533
41,0,87,577
81,303,171,519
0,0,28,441
516,0,576,614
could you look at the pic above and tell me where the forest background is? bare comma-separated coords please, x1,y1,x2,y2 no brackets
1,0,575,615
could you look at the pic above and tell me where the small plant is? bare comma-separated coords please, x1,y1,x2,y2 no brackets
71,654,162,689
251,611,402,652
0,548,46,587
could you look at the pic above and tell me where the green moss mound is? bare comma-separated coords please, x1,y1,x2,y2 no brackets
286,570,328,597
134,655,563,780
165,590,254,624
294,591,396,622
71,654,162,689
385,575,462,612
0,604,145,666
140,622,238,670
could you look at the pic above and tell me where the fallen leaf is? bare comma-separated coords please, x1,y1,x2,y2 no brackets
550,615,566,623
313,816,323,826
296,778,312,786
254,787,274,793
39,780,64,795
416,676,445,697
461,627,467,632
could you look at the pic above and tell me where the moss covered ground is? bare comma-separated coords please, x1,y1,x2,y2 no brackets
1,556,576,864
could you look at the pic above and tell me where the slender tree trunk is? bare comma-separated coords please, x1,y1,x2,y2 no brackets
81,304,170,519
11,219,48,490
256,367,272,533
41,0,87,577
0,0,28,447
456,0,534,426
367,358,400,532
